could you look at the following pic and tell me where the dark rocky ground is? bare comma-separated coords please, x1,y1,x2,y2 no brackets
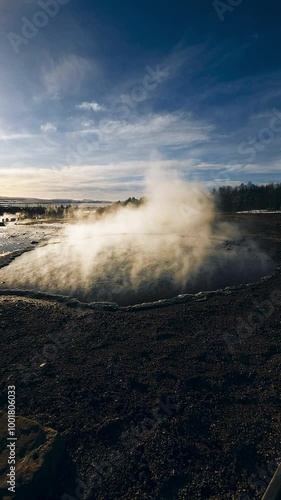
0,213,281,499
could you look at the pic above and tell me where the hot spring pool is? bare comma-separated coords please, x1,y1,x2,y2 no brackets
0,234,276,306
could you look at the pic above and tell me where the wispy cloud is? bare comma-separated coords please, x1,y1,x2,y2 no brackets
81,120,95,127
1,155,281,199
0,129,33,141
0,163,148,199
42,55,92,99
72,113,213,152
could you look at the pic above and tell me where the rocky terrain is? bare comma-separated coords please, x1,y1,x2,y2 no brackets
0,213,280,499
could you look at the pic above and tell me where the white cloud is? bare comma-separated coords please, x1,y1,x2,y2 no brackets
76,101,105,112
81,120,95,127
41,122,57,133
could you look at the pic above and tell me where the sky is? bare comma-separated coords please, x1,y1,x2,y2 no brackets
0,0,281,199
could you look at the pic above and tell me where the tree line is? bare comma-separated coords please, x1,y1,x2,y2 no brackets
0,198,147,220
212,183,281,212
0,204,73,219
1,186,281,217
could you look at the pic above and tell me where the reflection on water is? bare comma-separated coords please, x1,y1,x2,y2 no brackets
0,222,64,255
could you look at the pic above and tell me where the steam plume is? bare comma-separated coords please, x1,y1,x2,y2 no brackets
0,178,273,305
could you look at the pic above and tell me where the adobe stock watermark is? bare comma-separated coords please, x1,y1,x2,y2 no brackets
110,65,170,119
7,386,16,495
224,288,281,352
7,0,71,55
238,109,281,163
213,0,244,22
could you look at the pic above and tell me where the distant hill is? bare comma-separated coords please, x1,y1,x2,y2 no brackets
0,197,112,205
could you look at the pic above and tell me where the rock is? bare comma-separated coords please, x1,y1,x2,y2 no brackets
0,411,64,499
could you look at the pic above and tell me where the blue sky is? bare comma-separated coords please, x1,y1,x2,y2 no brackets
0,0,281,199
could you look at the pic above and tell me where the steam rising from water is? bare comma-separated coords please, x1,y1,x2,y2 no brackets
0,179,275,305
